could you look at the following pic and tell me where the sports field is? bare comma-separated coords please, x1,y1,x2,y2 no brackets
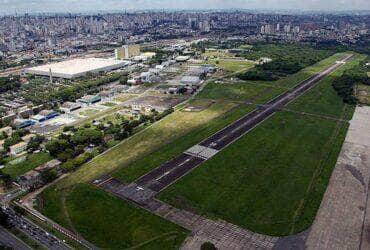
3,152,52,178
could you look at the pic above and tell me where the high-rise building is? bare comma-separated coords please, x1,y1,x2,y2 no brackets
115,44,140,60
199,20,211,32
188,18,198,30
284,24,291,33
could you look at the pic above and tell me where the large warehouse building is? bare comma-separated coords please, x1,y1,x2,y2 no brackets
25,58,129,79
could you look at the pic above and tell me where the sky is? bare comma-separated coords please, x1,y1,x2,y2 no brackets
0,0,369,15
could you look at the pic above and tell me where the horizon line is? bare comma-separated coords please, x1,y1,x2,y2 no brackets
1,8,370,17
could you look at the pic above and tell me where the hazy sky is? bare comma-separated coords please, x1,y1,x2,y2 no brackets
0,0,369,14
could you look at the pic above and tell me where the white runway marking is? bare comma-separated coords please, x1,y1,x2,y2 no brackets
156,171,171,181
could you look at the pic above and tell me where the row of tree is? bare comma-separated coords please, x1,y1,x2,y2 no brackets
332,60,370,104
237,44,333,81
0,76,21,94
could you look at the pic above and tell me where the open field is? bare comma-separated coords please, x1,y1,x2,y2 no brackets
356,84,370,105
101,102,117,107
183,99,214,111
58,100,238,188
38,184,188,249
114,93,138,103
3,152,52,178
159,111,350,236
73,105,124,127
238,44,253,49
79,108,99,117
209,59,255,72
202,50,235,59
197,82,285,102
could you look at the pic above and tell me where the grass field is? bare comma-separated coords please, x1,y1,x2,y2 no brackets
101,102,117,107
197,82,286,103
73,105,125,127
3,152,52,178
79,109,100,117
356,84,370,105
210,60,255,72
159,111,350,236
202,50,235,59
38,184,188,249
114,94,138,103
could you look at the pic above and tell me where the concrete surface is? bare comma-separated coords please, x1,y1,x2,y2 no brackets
306,106,370,250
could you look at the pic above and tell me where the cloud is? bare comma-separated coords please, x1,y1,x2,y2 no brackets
0,0,369,14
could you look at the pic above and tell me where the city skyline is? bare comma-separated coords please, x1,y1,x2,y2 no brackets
1,0,370,15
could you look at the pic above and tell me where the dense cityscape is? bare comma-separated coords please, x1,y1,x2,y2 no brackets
1,12,369,58
0,2,369,250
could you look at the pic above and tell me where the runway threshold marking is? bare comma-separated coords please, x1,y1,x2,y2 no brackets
96,177,113,186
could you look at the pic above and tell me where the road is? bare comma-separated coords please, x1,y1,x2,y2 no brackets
96,55,353,204
2,207,71,250
0,226,31,250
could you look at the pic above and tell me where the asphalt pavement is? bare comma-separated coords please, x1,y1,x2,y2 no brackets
0,226,31,250
2,207,71,250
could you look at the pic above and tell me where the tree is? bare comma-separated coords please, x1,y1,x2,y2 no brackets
71,128,103,145
119,75,128,85
0,170,12,189
27,135,45,152
13,206,26,216
61,160,78,172
41,169,57,184
0,209,10,229
46,139,70,157
3,134,22,151
201,242,217,250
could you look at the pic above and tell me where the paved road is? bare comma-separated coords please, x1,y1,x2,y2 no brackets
0,226,31,250
2,207,71,250
104,55,352,202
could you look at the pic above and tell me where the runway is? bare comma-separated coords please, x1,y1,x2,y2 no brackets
97,55,353,205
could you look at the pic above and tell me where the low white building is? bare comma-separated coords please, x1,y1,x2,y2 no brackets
10,142,28,156
60,102,82,113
